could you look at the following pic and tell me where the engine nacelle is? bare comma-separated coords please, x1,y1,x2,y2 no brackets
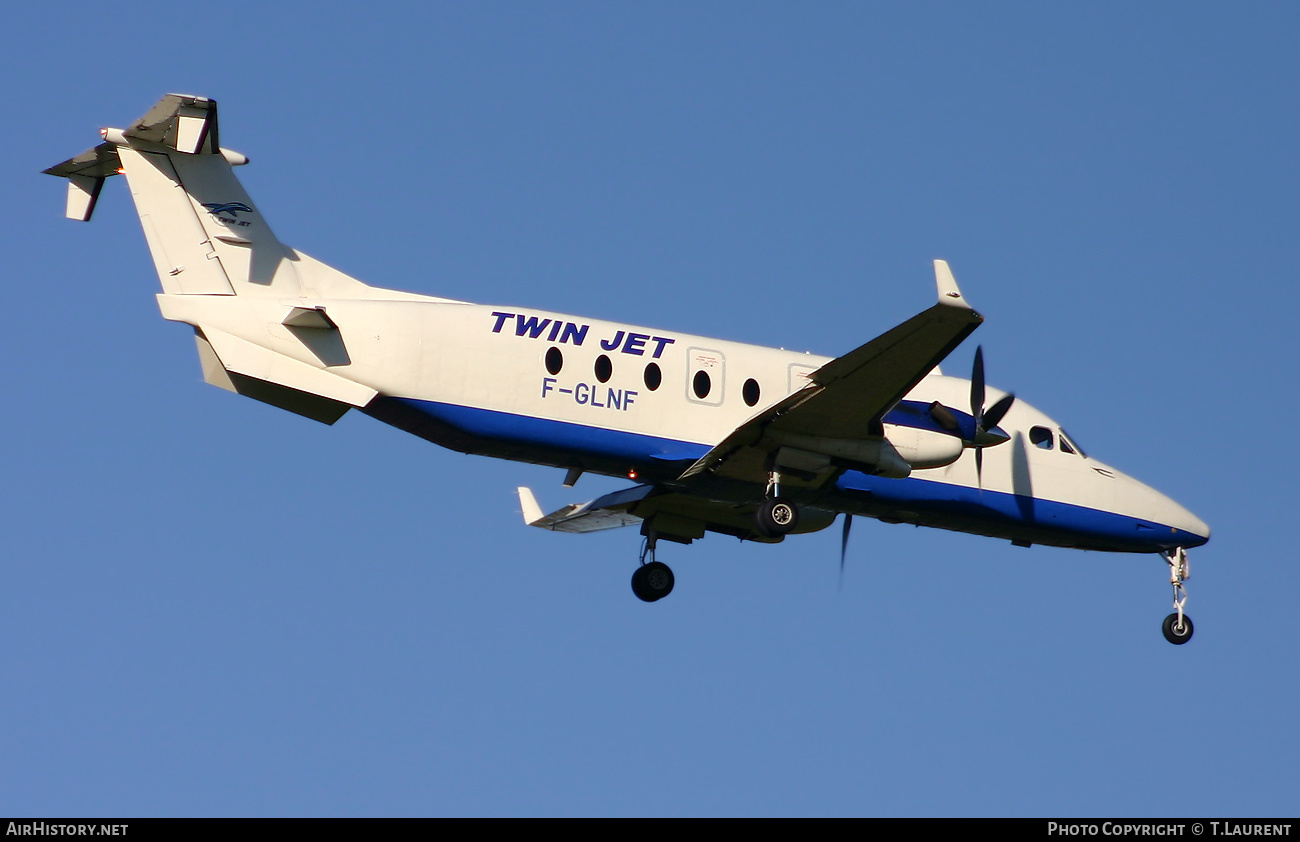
885,424,965,469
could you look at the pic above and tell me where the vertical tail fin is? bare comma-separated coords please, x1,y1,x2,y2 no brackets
43,94,451,426
44,93,302,296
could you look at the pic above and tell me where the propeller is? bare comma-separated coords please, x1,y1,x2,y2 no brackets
969,346,1015,487
839,513,852,590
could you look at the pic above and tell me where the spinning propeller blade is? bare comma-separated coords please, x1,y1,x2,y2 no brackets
983,393,1016,431
839,513,852,590
971,346,986,429
968,346,1015,488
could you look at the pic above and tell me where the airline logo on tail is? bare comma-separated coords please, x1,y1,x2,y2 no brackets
202,202,253,218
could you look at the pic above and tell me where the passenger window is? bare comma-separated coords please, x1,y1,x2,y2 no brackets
643,362,662,391
693,370,712,399
742,378,761,407
1030,426,1054,450
545,347,563,375
686,348,725,405
594,354,613,383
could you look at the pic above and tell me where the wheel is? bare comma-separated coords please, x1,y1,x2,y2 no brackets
631,561,674,602
631,566,653,602
1162,612,1194,645
755,496,800,537
642,561,674,600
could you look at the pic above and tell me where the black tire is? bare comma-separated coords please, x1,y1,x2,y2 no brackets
631,562,674,602
642,561,674,600
631,566,654,602
755,496,800,537
1162,612,1194,645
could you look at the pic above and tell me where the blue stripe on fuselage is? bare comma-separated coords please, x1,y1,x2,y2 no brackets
832,470,1206,551
391,398,1201,552
393,398,710,463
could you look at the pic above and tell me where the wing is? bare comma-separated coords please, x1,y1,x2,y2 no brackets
679,260,982,485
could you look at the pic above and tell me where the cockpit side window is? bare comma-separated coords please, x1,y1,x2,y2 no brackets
1029,426,1054,450
1059,435,1076,455
1060,429,1086,457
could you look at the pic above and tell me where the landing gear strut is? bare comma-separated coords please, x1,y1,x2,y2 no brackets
754,470,800,538
1161,547,1193,645
631,536,674,603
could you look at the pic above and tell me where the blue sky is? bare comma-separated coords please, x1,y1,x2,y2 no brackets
3,2,1297,817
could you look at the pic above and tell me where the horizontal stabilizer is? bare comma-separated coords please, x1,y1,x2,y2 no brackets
44,96,249,177
44,142,122,180
44,95,247,224
517,485,652,533
122,93,220,154
44,143,121,221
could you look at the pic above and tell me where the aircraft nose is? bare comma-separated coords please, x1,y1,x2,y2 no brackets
1164,495,1211,548
1118,466,1211,549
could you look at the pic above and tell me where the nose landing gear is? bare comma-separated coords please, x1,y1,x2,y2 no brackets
1162,612,1194,644
1161,547,1193,645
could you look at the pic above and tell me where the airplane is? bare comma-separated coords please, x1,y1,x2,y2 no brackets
44,94,1210,644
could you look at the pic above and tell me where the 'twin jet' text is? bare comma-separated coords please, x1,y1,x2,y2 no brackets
490,312,676,358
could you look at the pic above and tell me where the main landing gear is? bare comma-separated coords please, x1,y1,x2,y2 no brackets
754,471,800,538
630,472,804,602
631,536,675,603
1161,547,1194,645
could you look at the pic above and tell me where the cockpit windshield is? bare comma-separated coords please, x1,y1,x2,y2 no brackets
1059,429,1086,457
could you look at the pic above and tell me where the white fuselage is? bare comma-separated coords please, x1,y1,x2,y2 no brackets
158,289,1209,553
